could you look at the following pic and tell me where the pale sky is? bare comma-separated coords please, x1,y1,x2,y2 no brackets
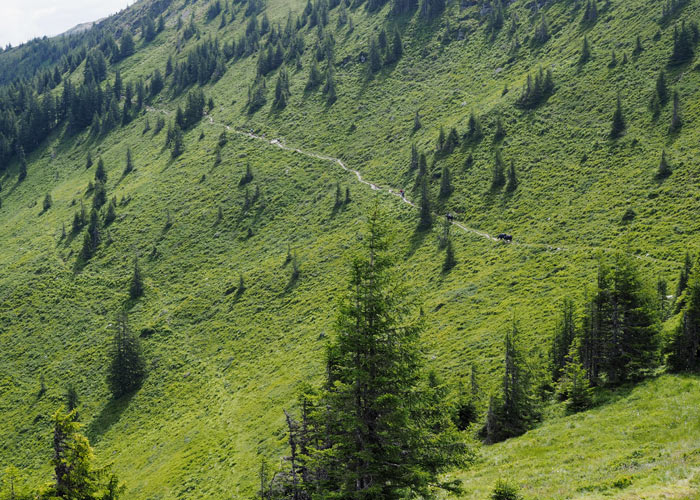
0,0,134,48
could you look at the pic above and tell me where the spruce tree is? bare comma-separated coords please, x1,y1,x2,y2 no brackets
105,198,117,225
484,323,537,443
579,36,591,64
558,339,593,413
491,150,505,190
287,209,469,497
494,115,506,140
79,209,100,262
667,256,700,372
86,151,93,169
43,193,52,212
675,251,693,311
18,147,27,181
306,61,322,90
123,148,133,176
129,257,144,299
550,297,576,382
439,165,452,198
610,94,626,139
43,409,105,499
409,143,419,171
95,157,107,182
107,313,146,398
413,109,421,131
656,70,668,105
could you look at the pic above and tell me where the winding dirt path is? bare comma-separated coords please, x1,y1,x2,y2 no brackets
146,107,677,266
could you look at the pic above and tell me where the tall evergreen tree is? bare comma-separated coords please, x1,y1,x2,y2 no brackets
484,323,537,443
439,165,452,198
491,150,505,190
550,297,576,382
107,313,146,398
95,157,107,183
281,210,470,498
656,70,669,105
667,256,700,371
129,256,144,299
42,409,107,499
558,339,593,413
582,254,659,385
123,148,133,176
579,36,591,64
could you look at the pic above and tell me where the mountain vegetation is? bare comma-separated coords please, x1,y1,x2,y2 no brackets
0,0,699,498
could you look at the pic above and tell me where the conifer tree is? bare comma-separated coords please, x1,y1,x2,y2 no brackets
670,21,695,65
491,150,505,190
306,61,322,90
43,193,52,212
582,254,659,385
18,146,27,181
494,115,506,140
42,409,107,499
466,110,483,141
272,68,290,110
633,35,643,55
409,143,419,171
95,157,107,183
129,257,144,299
558,339,593,413
107,313,146,398
656,70,669,105
413,109,422,131
79,209,100,262
284,209,469,497
675,252,693,309
171,124,184,157
123,148,133,176
93,181,107,210
439,165,452,198
579,36,591,64
550,298,576,382
484,323,537,443
105,198,117,225
86,151,93,169
609,94,626,138
667,256,700,371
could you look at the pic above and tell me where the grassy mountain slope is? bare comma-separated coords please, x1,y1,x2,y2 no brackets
0,0,699,497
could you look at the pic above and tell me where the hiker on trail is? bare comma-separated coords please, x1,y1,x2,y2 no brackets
399,189,405,198
446,213,454,221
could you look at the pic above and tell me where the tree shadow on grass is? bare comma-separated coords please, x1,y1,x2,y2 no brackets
87,391,136,444
406,224,430,258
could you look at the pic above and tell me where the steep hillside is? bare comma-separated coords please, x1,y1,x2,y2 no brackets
0,0,699,498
